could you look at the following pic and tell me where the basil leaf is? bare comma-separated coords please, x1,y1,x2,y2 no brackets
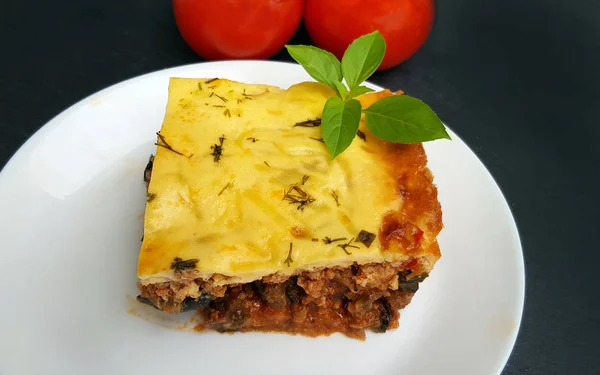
349,85,375,98
333,81,349,100
363,95,451,143
341,31,386,89
322,97,362,159
285,45,342,88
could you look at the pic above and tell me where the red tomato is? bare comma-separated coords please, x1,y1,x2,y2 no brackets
173,0,303,60
304,0,434,70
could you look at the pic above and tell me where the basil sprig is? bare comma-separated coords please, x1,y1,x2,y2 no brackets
286,31,450,159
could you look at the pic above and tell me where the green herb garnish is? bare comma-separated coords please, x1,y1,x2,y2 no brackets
331,190,340,206
155,132,191,158
286,31,450,159
171,257,199,271
322,236,346,244
284,243,294,267
283,182,315,211
210,135,226,162
217,182,233,196
338,237,359,255
214,93,228,103
294,118,322,127
356,229,376,248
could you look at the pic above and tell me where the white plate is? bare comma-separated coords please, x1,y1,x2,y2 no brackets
0,61,524,375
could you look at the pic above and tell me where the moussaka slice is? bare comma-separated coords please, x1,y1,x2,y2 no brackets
137,78,443,339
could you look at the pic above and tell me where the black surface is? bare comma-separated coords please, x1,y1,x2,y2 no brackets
1,1,599,374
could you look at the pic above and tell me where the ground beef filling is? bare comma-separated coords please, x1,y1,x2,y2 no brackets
138,263,427,339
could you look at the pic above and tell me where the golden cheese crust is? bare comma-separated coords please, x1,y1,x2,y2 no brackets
138,78,442,285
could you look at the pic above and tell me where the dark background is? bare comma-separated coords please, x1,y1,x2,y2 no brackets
1,1,598,374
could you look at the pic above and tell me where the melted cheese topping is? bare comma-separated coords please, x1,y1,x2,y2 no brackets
138,78,440,284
